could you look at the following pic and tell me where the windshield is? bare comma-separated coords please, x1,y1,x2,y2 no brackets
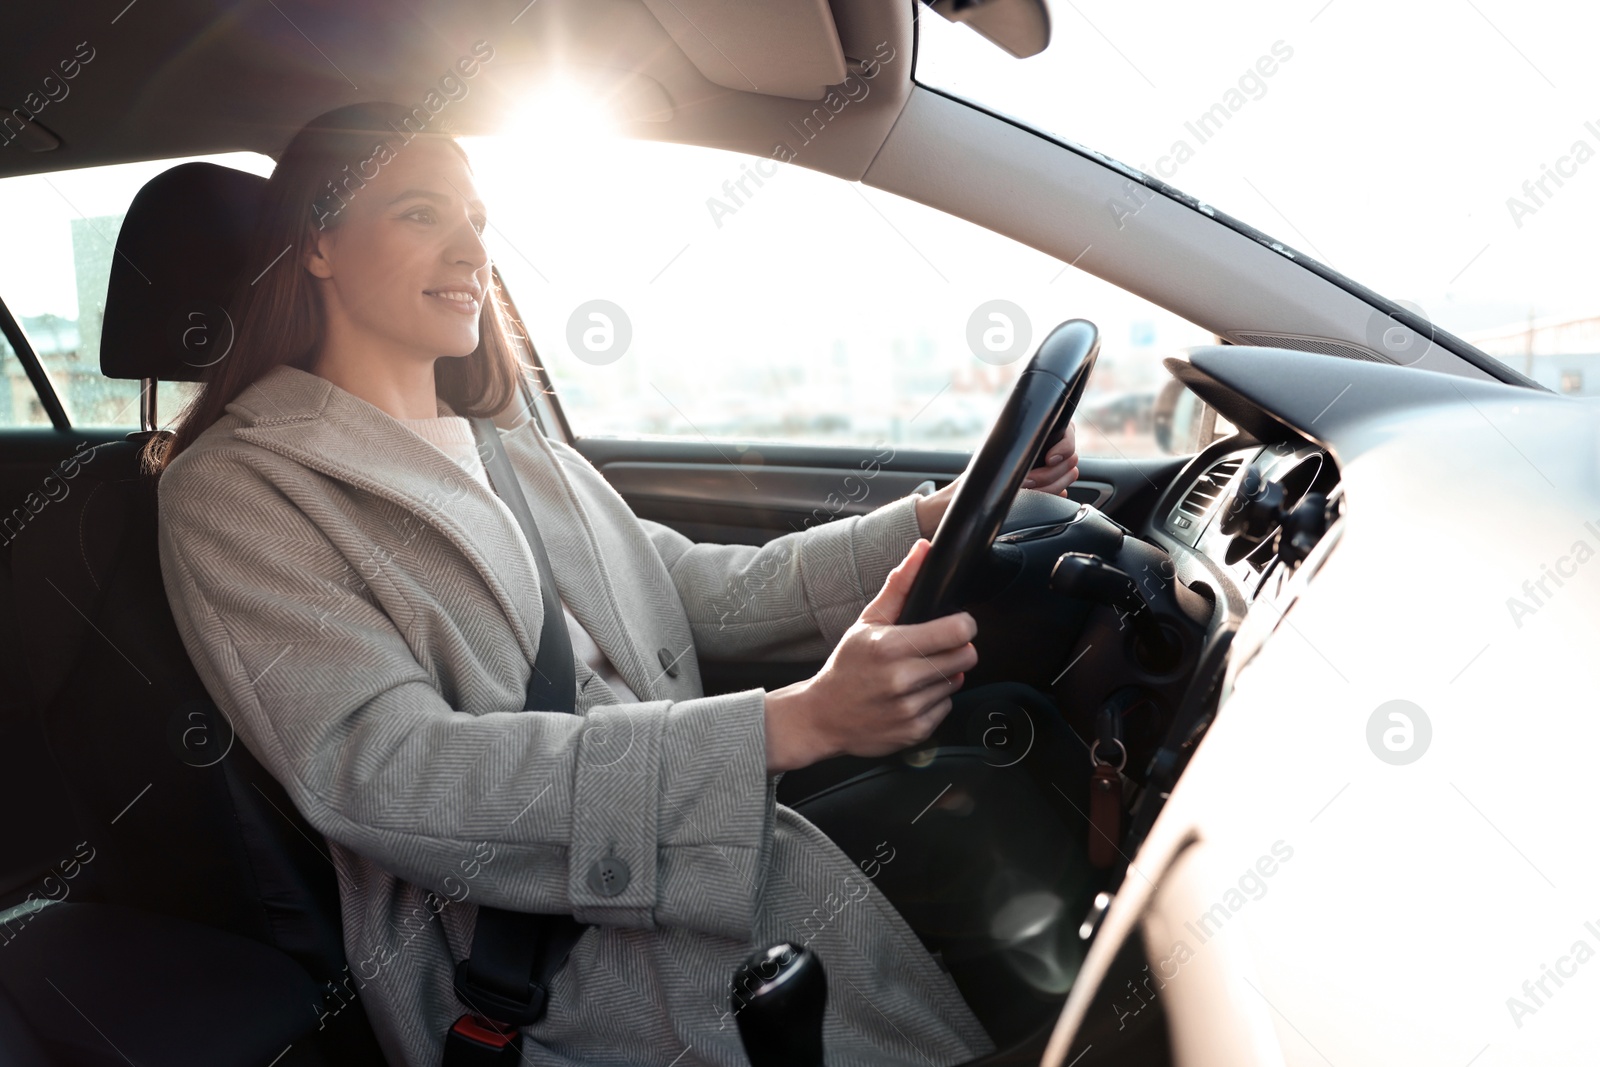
916,2,1600,391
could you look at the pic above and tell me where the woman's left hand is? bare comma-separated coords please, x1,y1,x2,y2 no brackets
913,421,1080,537
1021,421,1079,496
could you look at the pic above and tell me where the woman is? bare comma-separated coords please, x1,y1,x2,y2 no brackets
152,103,1080,1067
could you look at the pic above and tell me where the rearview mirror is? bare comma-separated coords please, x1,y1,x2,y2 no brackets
924,0,1051,60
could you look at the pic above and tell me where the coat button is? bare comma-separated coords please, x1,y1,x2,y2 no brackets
657,647,681,678
586,853,631,897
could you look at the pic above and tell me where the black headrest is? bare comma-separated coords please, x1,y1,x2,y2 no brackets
101,162,267,382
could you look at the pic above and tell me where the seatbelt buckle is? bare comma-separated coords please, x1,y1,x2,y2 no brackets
452,958,550,1027
444,1014,523,1065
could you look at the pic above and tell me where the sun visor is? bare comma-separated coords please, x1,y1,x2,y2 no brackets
638,0,847,99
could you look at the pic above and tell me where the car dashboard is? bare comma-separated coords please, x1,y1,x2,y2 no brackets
1033,341,1557,1066
1149,437,1344,624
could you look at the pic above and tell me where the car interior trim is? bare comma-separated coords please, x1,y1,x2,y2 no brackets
866,84,1513,387
0,296,68,431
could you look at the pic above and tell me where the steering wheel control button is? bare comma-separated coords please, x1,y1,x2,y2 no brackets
657,647,682,677
966,299,1032,365
1366,701,1432,765
586,851,631,897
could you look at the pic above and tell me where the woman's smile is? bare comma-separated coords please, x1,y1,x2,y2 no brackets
423,285,482,315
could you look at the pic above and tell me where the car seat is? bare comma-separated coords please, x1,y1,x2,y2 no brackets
0,162,386,1066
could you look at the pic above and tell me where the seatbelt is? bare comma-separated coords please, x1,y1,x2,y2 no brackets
442,418,592,1066
470,416,576,710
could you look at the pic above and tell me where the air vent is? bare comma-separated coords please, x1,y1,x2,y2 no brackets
1177,457,1242,519
1231,332,1390,364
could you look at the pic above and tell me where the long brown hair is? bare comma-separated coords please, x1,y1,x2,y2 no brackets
143,102,526,474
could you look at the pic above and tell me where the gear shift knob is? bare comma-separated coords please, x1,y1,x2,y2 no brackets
731,942,826,1067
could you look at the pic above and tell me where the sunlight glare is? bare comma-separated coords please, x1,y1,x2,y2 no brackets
508,77,622,146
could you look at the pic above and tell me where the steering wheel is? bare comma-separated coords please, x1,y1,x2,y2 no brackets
898,318,1100,625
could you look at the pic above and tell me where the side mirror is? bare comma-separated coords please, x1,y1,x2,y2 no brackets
924,0,1051,59
1152,378,1193,454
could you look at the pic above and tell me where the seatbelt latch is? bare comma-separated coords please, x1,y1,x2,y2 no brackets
444,1013,523,1065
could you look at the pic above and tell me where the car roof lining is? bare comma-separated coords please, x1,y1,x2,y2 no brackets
0,0,910,182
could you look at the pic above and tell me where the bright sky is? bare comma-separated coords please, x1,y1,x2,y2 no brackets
918,0,1600,335
0,0,1592,442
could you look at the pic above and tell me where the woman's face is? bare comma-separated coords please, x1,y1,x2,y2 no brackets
304,136,490,363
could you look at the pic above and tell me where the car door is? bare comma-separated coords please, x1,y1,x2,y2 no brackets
472,132,1202,693
567,437,1183,694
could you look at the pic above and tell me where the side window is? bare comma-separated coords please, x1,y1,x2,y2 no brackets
0,153,275,428
470,135,1212,458
0,329,51,426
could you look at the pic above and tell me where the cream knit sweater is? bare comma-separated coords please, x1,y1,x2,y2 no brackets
401,414,641,703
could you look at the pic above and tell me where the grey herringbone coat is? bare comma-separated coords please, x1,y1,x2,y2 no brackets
156,364,995,1067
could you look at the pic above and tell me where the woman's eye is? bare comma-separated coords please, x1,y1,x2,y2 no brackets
405,208,435,223
471,217,488,235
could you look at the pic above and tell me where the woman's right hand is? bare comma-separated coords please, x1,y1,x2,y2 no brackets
763,538,978,774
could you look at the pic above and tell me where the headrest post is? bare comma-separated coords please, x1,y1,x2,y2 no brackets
140,378,158,434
